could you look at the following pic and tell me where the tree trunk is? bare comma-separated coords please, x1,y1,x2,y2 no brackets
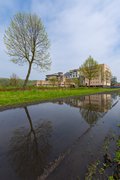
24,107,38,153
88,79,90,87
24,107,34,132
23,63,32,88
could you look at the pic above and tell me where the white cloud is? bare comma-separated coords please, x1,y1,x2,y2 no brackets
31,0,120,81
1,0,120,81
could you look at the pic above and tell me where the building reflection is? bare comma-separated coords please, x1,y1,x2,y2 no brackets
8,107,52,180
56,94,117,125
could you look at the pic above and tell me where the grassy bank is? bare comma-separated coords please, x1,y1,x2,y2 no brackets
0,87,119,108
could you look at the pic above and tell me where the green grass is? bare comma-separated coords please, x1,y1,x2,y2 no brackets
115,151,120,163
114,135,120,163
0,87,119,108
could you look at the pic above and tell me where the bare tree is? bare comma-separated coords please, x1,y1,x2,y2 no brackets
80,56,100,87
10,73,19,86
49,77,58,87
4,13,51,87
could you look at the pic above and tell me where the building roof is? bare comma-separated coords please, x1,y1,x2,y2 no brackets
69,69,79,72
46,72,63,77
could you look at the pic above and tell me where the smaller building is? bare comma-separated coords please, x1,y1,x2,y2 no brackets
46,72,64,82
64,72,71,79
64,69,80,79
36,72,76,87
36,80,51,86
64,69,85,86
112,83,120,88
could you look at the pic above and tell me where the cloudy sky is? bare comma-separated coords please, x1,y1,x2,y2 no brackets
0,0,120,80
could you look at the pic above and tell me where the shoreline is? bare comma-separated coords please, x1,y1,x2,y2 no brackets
0,88,119,111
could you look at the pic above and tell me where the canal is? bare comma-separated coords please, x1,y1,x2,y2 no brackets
0,93,119,179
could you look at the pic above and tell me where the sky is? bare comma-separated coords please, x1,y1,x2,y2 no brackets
0,0,120,81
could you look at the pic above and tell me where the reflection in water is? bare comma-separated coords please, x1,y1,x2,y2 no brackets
80,105,102,125
56,94,115,125
79,94,112,125
8,107,52,180
0,93,118,180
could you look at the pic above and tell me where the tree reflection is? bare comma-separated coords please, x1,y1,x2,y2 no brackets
80,101,102,125
57,94,113,125
8,107,52,180
79,95,111,125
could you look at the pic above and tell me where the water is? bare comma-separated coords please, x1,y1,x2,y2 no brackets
0,93,119,180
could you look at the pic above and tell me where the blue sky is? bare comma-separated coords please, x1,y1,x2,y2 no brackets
0,0,120,80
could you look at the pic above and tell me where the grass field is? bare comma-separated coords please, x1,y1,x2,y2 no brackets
0,87,119,108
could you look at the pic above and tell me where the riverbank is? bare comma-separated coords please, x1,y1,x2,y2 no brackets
0,91,119,179
0,87,119,109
